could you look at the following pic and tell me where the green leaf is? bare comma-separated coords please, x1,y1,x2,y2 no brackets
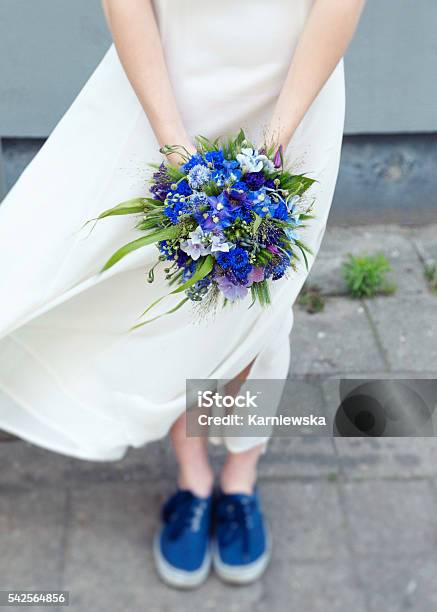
100,225,181,272
252,214,262,236
171,255,214,295
295,241,310,270
130,297,190,331
96,198,146,220
139,255,214,318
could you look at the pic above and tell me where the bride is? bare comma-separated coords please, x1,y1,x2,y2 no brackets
0,0,365,588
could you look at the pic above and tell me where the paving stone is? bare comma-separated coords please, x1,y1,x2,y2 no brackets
365,294,437,372
64,481,262,612
66,441,168,486
411,225,437,264
334,437,437,479
0,486,67,591
290,297,386,375
257,560,367,612
250,378,338,478
262,480,349,562
356,555,437,612
0,440,72,488
261,436,339,479
341,480,437,557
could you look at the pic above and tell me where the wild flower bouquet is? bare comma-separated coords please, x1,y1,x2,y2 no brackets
97,131,315,328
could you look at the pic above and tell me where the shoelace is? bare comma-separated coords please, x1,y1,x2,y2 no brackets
162,491,208,540
216,496,257,555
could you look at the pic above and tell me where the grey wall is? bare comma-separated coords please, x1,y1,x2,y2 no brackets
0,0,436,138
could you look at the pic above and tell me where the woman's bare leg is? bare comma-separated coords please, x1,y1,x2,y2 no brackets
220,360,265,494
170,359,264,496
170,411,214,498
220,444,265,494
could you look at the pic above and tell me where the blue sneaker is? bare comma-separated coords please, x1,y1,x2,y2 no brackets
153,490,212,589
213,489,271,584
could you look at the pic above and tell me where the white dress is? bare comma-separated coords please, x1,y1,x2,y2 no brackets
0,0,345,461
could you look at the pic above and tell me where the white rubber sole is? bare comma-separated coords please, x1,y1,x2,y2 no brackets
153,534,212,589
212,531,271,585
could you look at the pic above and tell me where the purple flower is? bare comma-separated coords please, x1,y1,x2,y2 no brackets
267,245,280,255
150,163,172,202
196,194,233,231
216,275,248,302
273,146,283,169
247,267,265,284
243,172,266,191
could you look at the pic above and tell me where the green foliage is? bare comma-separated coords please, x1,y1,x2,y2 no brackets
342,253,396,298
100,225,181,272
298,284,325,314
279,173,316,196
424,262,437,292
250,280,271,307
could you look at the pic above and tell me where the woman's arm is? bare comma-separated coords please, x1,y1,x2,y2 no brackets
102,0,195,161
267,0,366,149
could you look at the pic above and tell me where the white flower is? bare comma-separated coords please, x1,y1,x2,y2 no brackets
180,226,211,260
236,147,275,174
210,234,231,253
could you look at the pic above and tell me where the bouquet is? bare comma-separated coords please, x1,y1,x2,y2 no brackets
96,131,315,328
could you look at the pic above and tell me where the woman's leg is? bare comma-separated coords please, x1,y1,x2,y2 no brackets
170,411,214,497
219,310,294,493
170,360,261,497
220,444,265,494
220,360,264,494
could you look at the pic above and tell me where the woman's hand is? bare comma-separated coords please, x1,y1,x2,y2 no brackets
163,142,197,168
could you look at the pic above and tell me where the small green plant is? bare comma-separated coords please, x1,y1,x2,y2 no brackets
298,284,325,313
342,253,396,299
424,262,437,292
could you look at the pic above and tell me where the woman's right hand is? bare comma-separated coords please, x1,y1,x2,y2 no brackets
163,142,197,168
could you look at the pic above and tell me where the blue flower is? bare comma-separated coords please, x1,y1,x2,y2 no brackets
223,159,242,182
182,260,197,281
172,179,192,196
216,247,252,284
158,240,175,259
205,150,225,168
195,194,234,231
186,275,213,301
265,254,292,280
189,192,209,210
249,189,279,217
187,164,211,189
232,181,249,193
181,154,206,172
164,194,191,224
273,201,289,220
